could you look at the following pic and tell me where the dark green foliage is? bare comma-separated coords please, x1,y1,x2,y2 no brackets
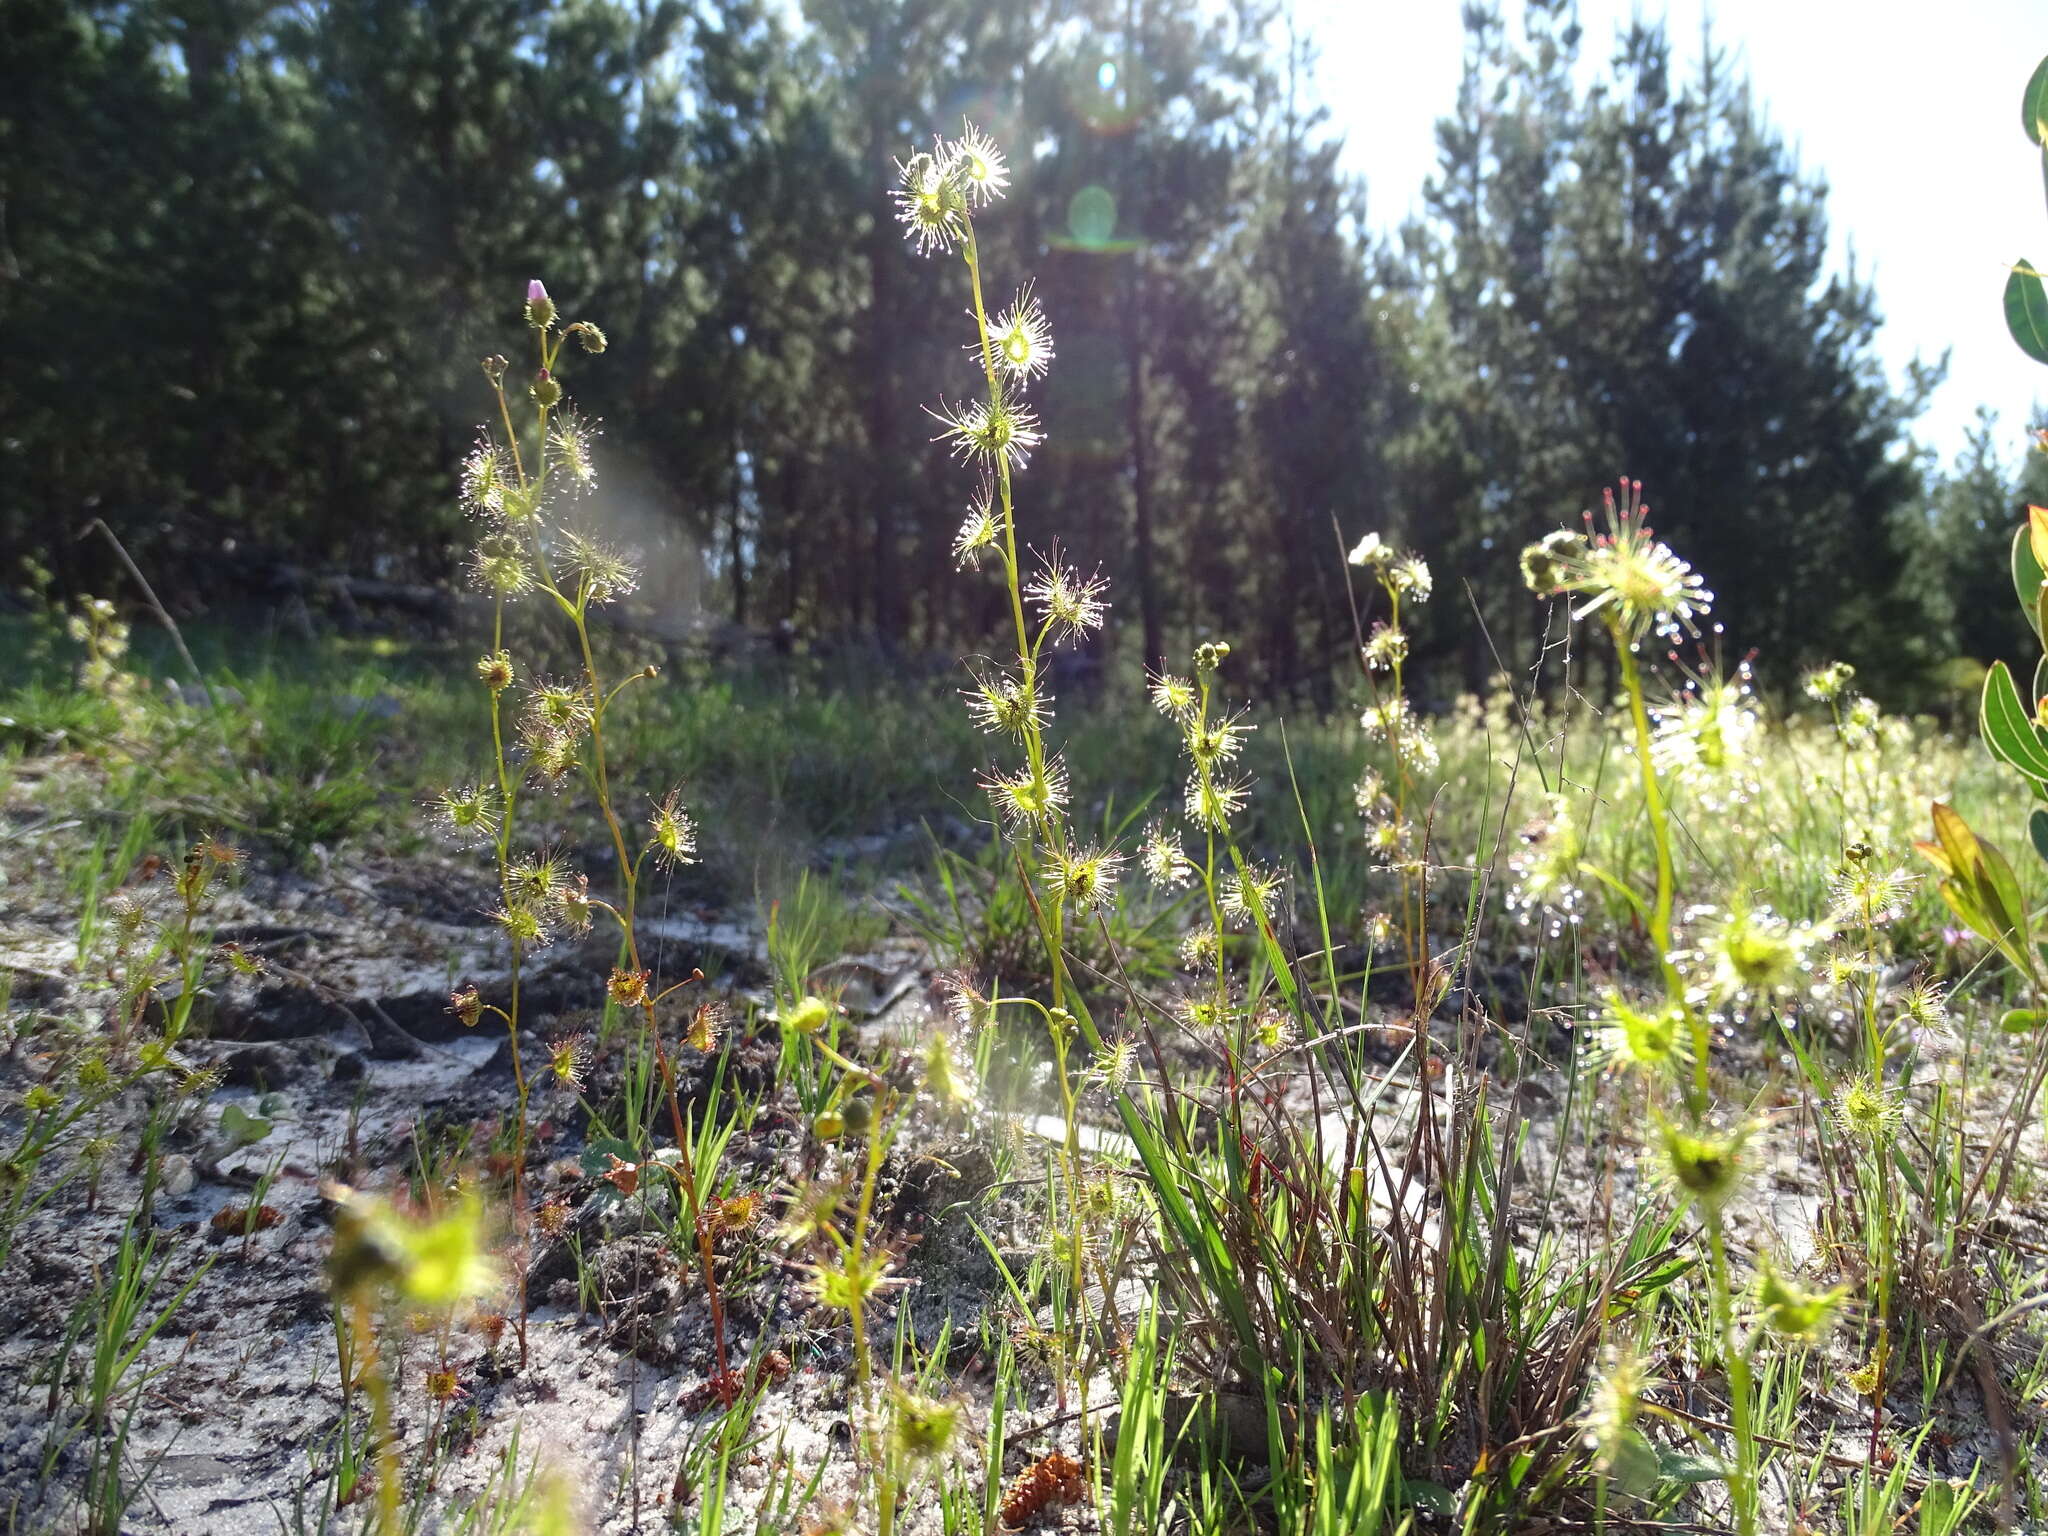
0,0,1991,698
1400,4,1953,694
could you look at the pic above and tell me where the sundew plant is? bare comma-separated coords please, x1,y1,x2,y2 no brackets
435,280,736,1395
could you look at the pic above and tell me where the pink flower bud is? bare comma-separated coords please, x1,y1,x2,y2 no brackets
525,280,555,329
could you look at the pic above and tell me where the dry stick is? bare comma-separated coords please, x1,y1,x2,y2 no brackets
84,518,214,709
84,517,242,777
1944,1290,2021,1524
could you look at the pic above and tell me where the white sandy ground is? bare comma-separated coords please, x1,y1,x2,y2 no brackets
1,826,2043,1529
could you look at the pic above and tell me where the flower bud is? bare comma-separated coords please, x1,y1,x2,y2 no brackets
477,649,514,693
572,322,608,354
1755,1259,1846,1343
1519,528,1588,595
530,370,562,408
812,1109,845,1141
525,280,555,329
1658,1117,1749,1212
889,1390,961,1460
786,996,831,1036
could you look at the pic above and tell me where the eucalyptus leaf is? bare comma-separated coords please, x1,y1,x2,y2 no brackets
2012,525,2045,638
2025,53,2048,145
1981,660,2048,781
2006,261,2048,366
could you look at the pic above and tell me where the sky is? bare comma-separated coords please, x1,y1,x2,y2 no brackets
1292,0,2047,468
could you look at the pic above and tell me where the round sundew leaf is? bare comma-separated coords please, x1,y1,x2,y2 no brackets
220,1103,273,1147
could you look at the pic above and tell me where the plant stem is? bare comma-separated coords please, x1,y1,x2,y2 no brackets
1704,1210,1757,1536
1613,623,1701,1110
962,216,1090,1418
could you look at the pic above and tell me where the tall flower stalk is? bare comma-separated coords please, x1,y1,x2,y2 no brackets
440,284,733,1395
895,126,1107,1405
1345,532,1437,995
1523,479,1760,1536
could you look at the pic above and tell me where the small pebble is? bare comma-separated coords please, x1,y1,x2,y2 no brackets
159,1154,197,1198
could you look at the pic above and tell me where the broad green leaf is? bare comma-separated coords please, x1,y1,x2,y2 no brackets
219,1103,273,1147
1601,1427,1661,1495
2031,807,2048,866
2030,505,2048,572
2006,261,2048,366
1966,832,2032,977
1981,660,2048,780
1923,1476,1962,1533
1939,822,2038,983
2026,54,2048,145
1403,1481,1457,1515
2012,525,2045,637
2000,1008,2045,1033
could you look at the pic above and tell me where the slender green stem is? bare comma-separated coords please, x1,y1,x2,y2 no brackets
355,1296,398,1536
485,602,528,1349
1704,1211,1757,1536
1613,623,1701,1109
847,1102,894,1536
961,214,1090,1416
